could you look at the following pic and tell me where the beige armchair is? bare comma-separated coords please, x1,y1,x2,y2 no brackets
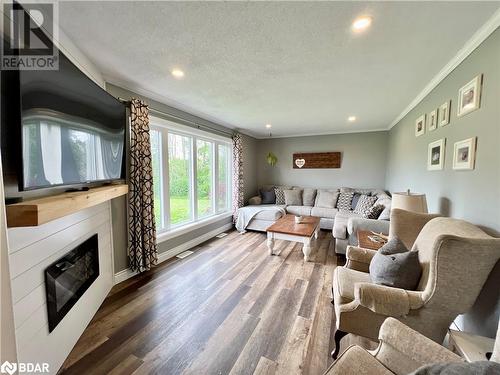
331,209,500,359
325,317,463,375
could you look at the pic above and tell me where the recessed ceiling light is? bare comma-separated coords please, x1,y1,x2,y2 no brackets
352,16,372,32
171,69,185,79
348,116,357,122
265,124,272,129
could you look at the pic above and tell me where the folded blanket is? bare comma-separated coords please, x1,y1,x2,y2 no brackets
235,205,285,233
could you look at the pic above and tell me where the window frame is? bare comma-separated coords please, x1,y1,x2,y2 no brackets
150,116,233,242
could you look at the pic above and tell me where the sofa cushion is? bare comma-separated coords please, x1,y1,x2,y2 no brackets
315,189,339,208
283,189,302,206
369,237,422,290
334,266,372,301
254,206,286,221
260,189,276,204
287,206,312,216
311,207,338,219
354,195,377,216
300,187,317,206
337,191,355,211
333,211,362,239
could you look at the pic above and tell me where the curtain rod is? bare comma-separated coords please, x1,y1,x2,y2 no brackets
118,97,234,138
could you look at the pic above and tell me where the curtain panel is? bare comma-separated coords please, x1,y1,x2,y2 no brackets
232,133,244,222
128,98,158,272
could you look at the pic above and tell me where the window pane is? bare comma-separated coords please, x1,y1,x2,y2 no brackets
150,129,163,229
168,133,192,225
197,139,213,218
217,144,229,211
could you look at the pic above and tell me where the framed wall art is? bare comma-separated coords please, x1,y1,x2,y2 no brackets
415,114,426,137
427,138,446,171
453,137,477,170
428,109,438,131
439,100,451,126
457,75,482,117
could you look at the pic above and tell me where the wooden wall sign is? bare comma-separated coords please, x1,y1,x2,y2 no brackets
293,152,341,169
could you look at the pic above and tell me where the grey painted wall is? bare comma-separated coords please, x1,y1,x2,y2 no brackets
107,84,249,273
256,132,388,190
386,27,500,338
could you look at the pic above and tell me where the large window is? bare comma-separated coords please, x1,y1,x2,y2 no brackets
150,117,232,235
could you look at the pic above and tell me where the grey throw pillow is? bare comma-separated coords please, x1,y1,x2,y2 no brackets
314,190,339,208
410,361,500,375
283,189,302,206
301,188,317,206
369,237,421,290
260,189,276,204
351,193,361,210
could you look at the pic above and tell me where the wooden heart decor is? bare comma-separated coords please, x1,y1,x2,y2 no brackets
293,152,341,169
295,158,305,168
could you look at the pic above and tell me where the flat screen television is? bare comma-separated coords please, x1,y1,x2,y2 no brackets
1,46,126,197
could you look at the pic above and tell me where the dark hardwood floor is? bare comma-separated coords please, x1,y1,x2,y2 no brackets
61,230,373,375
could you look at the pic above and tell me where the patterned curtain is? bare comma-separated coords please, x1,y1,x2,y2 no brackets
128,98,158,272
232,133,244,223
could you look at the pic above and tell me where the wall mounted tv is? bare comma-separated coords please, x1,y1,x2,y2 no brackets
1,47,126,197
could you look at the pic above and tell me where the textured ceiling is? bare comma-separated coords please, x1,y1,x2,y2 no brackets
59,1,499,137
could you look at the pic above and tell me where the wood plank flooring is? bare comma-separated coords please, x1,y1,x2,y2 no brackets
60,230,371,375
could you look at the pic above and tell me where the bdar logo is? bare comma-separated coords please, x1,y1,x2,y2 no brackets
0,361,17,375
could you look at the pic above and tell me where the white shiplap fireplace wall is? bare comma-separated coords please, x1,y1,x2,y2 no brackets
7,202,114,373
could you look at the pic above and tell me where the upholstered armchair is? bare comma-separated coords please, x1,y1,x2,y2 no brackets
331,208,500,359
324,317,463,375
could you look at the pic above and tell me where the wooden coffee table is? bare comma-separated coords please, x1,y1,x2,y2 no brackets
266,214,320,261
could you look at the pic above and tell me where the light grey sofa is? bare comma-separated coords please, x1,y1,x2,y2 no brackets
246,186,392,254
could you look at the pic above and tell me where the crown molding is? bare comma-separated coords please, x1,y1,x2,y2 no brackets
252,127,389,139
388,9,500,130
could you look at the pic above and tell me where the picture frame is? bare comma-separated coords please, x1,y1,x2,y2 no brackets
457,74,482,117
415,114,426,137
439,100,451,127
453,137,477,170
428,109,438,131
427,138,446,171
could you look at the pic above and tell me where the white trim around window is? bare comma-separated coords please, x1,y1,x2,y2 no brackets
150,115,233,243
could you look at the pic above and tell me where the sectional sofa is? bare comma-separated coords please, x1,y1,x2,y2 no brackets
245,186,392,254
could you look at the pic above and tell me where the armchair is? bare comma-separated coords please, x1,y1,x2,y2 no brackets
325,317,463,375
331,210,500,360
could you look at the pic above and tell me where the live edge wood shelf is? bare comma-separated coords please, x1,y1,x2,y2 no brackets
6,184,128,228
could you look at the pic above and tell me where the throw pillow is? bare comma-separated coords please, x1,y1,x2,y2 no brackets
283,189,302,206
364,204,385,219
369,237,422,290
260,189,276,204
410,361,500,375
351,193,361,210
301,188,317,206
314,190,339,208
336,191,354,211
354,195,377,216
274,187,286,205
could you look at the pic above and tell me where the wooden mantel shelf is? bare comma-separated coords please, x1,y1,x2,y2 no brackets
6,184,128,228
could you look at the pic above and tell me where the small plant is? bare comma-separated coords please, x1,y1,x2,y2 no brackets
266,152,277,166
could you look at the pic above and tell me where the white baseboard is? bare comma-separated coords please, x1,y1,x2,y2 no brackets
113,222,234,285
